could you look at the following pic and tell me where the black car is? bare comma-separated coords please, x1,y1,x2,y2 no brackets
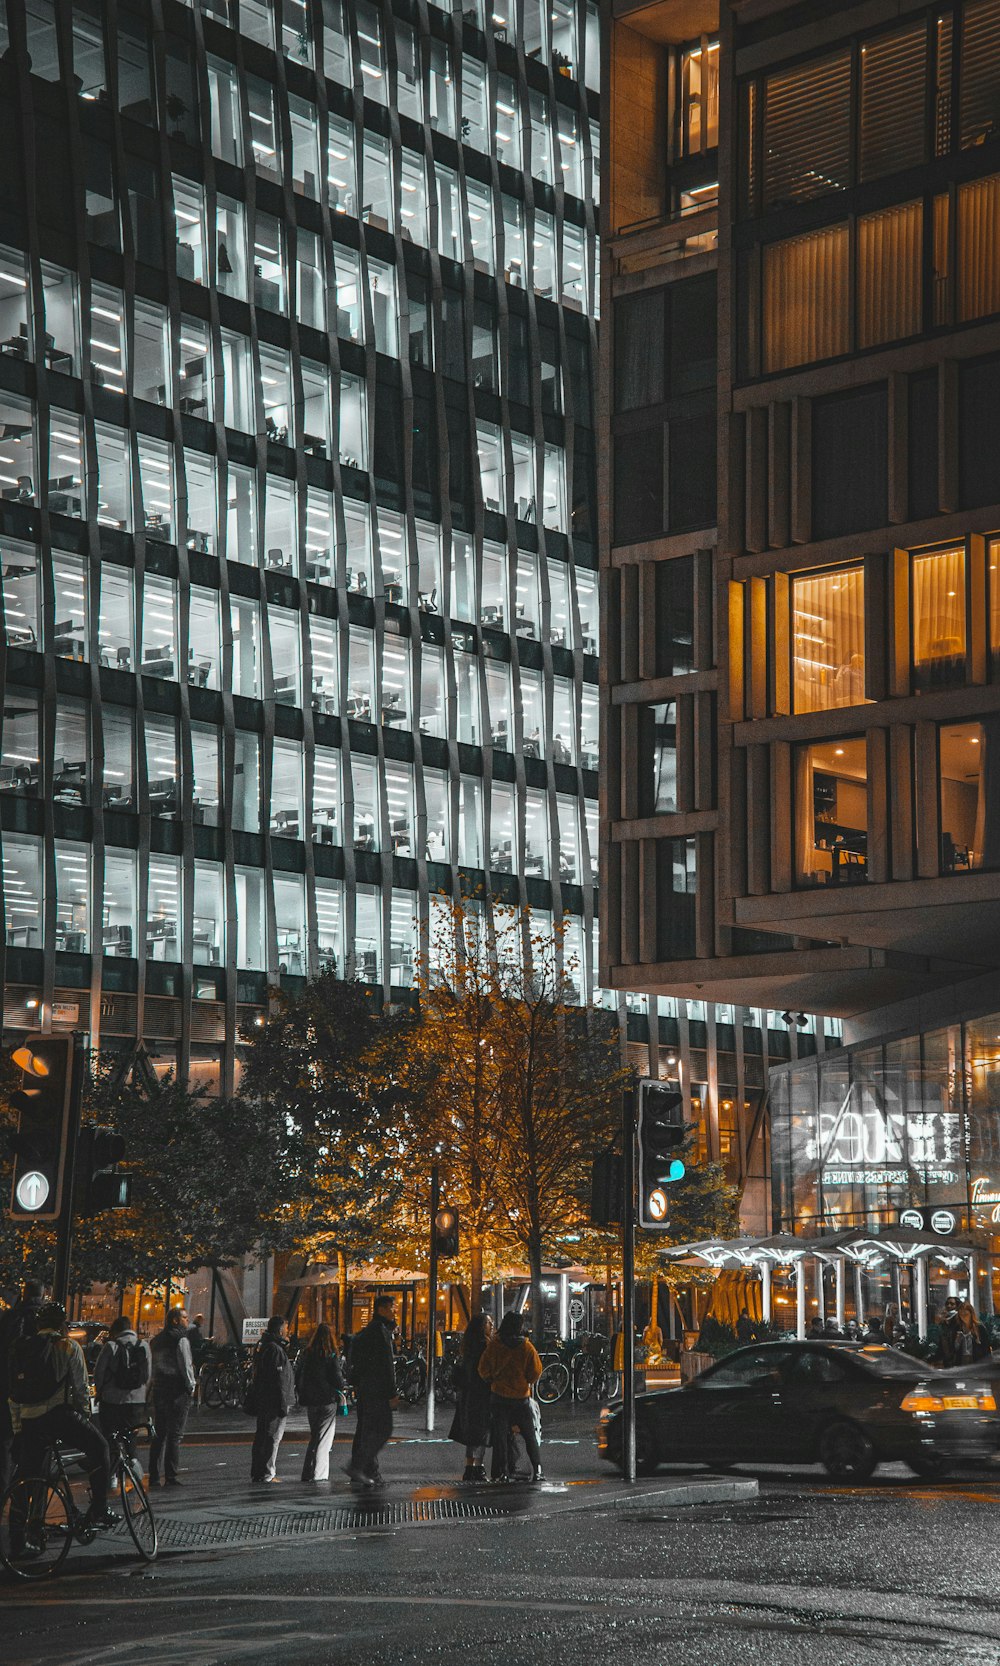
597,1341,1000,1481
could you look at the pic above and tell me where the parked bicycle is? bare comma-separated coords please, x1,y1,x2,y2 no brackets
573,1334,621,1404
198,1344,251,1410
0,1421,157,1581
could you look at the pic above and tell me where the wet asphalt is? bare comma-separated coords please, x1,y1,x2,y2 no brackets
8,1399,1000,1666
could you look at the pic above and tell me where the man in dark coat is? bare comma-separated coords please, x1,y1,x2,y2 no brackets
0,1280,45,1495
345,1294,399,1486
250,1316,296,1483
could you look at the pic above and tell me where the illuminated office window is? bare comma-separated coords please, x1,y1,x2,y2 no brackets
912,546,966,692
490,780,516,872
1,691,39,794
102,846,136,966
428,39,455,136
354,885,381,983
207,55,243,164
232,731,260,832
221,330,253,431
270,738,304,838
515,551,540,636
146,856,180,959
55,841,90,954
192,860,224,965
141,574,179,681
939,719,1000,874
89,283,126,392
191,724,221,827
342,497,373,593
381,637,410,727
247,74,281,179
351,755,379,851
51,551,88,662
137,434,174,540
312,746,340,843
389,890,418,986
215,194,247,299
322,0,351,86
557,795,582,880
458,775,484,868
415,519,441,609
547,557,572,648
2,539,39,648
315,876,343,974
400,152,429,244
182,449,217,554
54,698,88,805
680,39,720,154
188,585,221,690
424,769,450,863
419,642,447,737
2,834,43,948
145,716,179,818
253,212,286,311
95,424,131,530
794,736,868,888
521,666,544,758
297,229,326,330
230,596,262,697
455,641,481,743
791,567,866,713
466,178,495,272
368,259,398,356
263,476,296,573
435,164,464,262
338,375,367,469
173,175,207,284
580,687,599,770
347,627,375,721
226,463,257,563
102,706,134,809
356,0,387,102
362,132,394,232
301,361,332,459
40,262,79,374
258,343,292,443
268,605,302,706
552,678,576,765
274,874,307,977
98,564,133,671
647,702,677,812
524,787,549,878
396,25,423,122
235,866,266,971
134,301,169,408
485,661,512,750
385,759,415,856
47,411,84,520
327,115,357,217
309,615,338,714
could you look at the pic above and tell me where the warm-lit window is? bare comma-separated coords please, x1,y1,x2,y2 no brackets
958,173,1000,322
762,225,849,373
911,547,966,692
856,201,922,347
791,567,866,713
680,40,719,155
939,719,1000,873
990,539,1000,673
795,736,868,888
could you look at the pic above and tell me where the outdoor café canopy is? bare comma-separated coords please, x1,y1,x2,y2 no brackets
654,1231,991,1342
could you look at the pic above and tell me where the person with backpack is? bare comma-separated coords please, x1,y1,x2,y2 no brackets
249,1316,296,1484
296,1322,346,1482
148,1307,196,1486
94,1315,152,1465
0,1279,45,1497
8,1300,118,1531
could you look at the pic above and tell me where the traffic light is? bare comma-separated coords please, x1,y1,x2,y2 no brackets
77,1127,131,1215
433,1205,459,1257
638,1079,686,1230
590,1148,623,1226
7,1034,76,1223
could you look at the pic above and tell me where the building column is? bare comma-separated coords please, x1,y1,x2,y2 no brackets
915,1256,928,1341
761,1262,772,1324
835,1258,845,1330
795,1259,806,1339
853,1262,865,1325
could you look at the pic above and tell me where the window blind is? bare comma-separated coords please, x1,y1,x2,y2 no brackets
859,24,928,180
763,225,850,373
960,0,1000,148
763,50,851,209
958,173,1000,320
857,200,923,347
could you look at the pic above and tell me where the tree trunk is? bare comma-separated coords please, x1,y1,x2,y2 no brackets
528,1236,544,1345
470,1239,483,1316
337,1249,348,1341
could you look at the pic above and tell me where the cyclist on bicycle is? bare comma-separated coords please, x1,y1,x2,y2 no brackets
8,1301,118,1532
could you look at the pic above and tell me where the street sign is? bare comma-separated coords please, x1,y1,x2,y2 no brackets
14,1170,50,1213
242,1317,268,1344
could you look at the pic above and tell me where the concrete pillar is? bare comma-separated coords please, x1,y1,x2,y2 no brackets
761,1262,772,1324
835,1258,845,1330
815,1257,825,1325
915,1256,928,1341
557,1272,570,1340
968,1254,978,1309
853,1262,865,1325
795,1259,806,1339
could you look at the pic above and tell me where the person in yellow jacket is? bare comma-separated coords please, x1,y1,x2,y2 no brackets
478,1311,543,1484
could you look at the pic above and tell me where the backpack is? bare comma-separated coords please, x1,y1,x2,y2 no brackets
9,1334,67,1407
112,1339,149,1392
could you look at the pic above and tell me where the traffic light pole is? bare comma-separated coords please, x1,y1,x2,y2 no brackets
622,1080,637,1484
425,1163,439,1434
51,1033,86,1309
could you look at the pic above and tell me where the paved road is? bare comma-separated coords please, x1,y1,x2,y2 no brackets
8,1401,1000,1665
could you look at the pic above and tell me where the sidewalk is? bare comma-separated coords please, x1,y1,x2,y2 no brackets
93,1400,757,1560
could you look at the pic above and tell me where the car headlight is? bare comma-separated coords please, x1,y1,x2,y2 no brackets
901,1388,997,1412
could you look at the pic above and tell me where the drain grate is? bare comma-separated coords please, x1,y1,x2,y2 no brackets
155,1496,515,1549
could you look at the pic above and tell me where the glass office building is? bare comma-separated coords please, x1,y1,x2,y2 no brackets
0,0,603,1091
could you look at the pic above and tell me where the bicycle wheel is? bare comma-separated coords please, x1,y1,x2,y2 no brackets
200,1365,224,1409
223,1366,245,1410
0,1476,74,1581
602,1369,621,1401
573,1354,596,1403
402,1361,426,1404
120,1461,157,1562
536,1360,570,1404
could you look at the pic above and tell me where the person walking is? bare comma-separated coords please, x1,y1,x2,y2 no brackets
8,1300,118,1531
149,1307,196,1486
94,1315,152,1472
0,1279,45,1497
345,1294,399,1487
296,1322,346,1482
953,1301,991,1364
936,1295,962,1365
250,1316,295,1484
478,1311,543,1484
449,1313,494,1483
